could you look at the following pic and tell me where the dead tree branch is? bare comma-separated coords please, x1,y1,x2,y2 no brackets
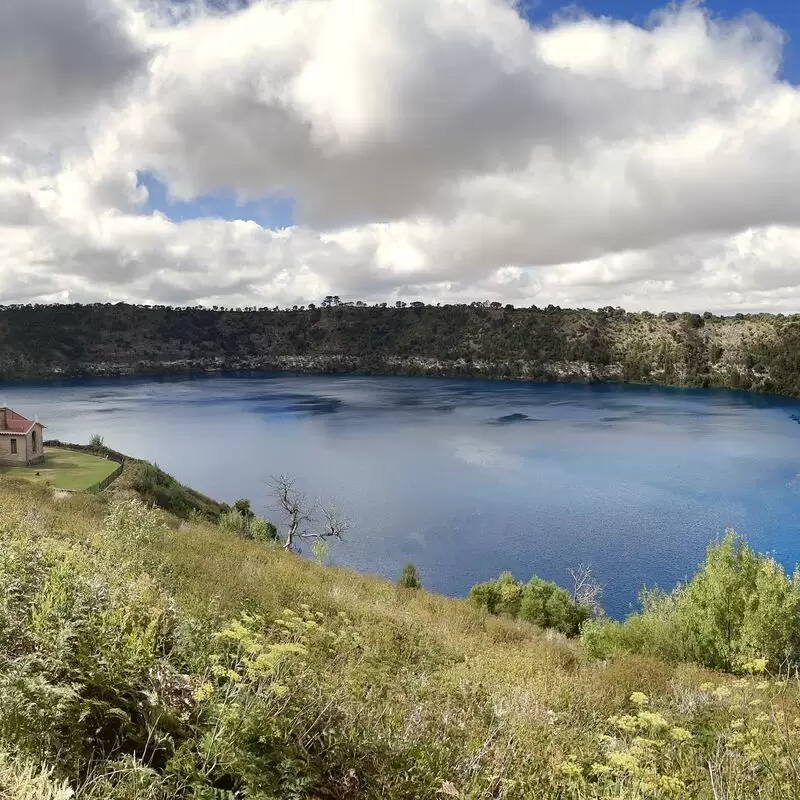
269,474,350,552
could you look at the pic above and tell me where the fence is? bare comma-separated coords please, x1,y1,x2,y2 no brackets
43,440,125,493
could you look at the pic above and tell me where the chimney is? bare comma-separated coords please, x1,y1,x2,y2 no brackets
0,406,6,431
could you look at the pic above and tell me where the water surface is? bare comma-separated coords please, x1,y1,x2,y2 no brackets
3,373,800,618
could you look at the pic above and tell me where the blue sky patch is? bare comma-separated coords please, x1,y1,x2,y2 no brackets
521,0,799,83
136,170,295,229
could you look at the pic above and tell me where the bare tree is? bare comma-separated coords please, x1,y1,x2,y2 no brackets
269,475,350,552
568,563,604,618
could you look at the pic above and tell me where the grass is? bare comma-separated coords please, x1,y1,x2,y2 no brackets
0,447,120,491
0,479,799,798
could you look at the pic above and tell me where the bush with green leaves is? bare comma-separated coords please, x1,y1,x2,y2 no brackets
219,509,277,544
519,576,590,636
398,562,422,589
469,571,588,636
250,515,278,544
582,531,800,673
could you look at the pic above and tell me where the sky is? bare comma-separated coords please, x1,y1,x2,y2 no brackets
3,0,800,312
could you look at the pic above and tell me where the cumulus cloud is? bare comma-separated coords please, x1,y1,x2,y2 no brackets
3,0,800,313
0,0,148,139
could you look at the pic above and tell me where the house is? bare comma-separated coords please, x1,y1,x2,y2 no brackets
0,406,46,466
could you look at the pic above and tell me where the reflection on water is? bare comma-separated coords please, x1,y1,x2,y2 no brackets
3,372,800,618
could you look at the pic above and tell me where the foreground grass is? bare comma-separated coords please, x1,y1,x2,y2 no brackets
0,447,119,491
1,479,799,799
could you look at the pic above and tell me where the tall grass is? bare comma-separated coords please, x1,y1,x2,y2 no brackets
0,479,799,798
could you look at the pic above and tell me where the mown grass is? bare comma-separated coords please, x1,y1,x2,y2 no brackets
0,447,119,491
0,478,799,799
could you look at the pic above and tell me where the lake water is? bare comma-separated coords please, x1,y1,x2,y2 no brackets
3,373,800,618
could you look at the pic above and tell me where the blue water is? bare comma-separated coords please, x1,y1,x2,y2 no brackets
3,373,800,618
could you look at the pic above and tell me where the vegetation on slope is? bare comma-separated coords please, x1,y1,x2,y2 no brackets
0,447,119,491
1,478,800,799
4,301,800,394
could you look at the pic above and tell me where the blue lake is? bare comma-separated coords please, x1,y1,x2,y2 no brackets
3,373,800,618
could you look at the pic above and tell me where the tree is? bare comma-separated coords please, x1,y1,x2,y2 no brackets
89,433,104,449
677,531,800,672
269,475,349,552
568,563,604,619
234,498,254,518
398,563,422,589
519,577,589,636
233,497,255,538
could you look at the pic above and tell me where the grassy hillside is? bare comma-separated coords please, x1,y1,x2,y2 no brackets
3,302,800,395
1,478,799,799
42,440,228,521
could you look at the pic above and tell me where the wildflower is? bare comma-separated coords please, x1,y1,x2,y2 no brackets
637,711,669,730
607,752,638,774
658,775,686,792
557,760,583,778
669,726,693,742
630,691,649,707
713,686,732,699
193,681,214,702
608,714,639,733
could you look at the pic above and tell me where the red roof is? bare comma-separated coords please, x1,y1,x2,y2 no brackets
0,407,44,435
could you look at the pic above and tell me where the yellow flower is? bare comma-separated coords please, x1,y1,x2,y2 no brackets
714,686,732,699
609,714,640,733
557,760,583,778
192,681,214,702
637,711,669,730
658,775,686,792
608,752,638,773
630,692,650,707
669,726,693,742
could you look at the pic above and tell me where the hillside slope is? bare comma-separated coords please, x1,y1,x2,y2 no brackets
0,478,798,799
3,303,800,395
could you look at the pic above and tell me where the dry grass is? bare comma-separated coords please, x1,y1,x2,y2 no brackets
2,477,800,799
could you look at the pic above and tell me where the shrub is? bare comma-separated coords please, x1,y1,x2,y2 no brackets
250,516,278,544
89,433,104,449
398,562,422,589
582,531,800,673
469,571,588,635
519,576,589,636
219,508,246,534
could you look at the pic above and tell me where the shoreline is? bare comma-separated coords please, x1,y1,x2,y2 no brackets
0,354,794,400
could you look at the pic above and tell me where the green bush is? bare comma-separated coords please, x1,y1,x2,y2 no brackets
398,562,422,589
219,508,246,534
582,531,800,673
220,510,278,544
250,516,279,544
519,576,589,636
469,571,587,635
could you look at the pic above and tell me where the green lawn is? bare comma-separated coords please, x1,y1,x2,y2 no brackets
0,447,120,491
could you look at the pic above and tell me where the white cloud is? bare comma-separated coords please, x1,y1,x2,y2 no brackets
0,0,148,139
4,0,800,313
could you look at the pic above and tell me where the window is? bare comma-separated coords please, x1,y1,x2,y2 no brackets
31,430,37,451
10,439,16,454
